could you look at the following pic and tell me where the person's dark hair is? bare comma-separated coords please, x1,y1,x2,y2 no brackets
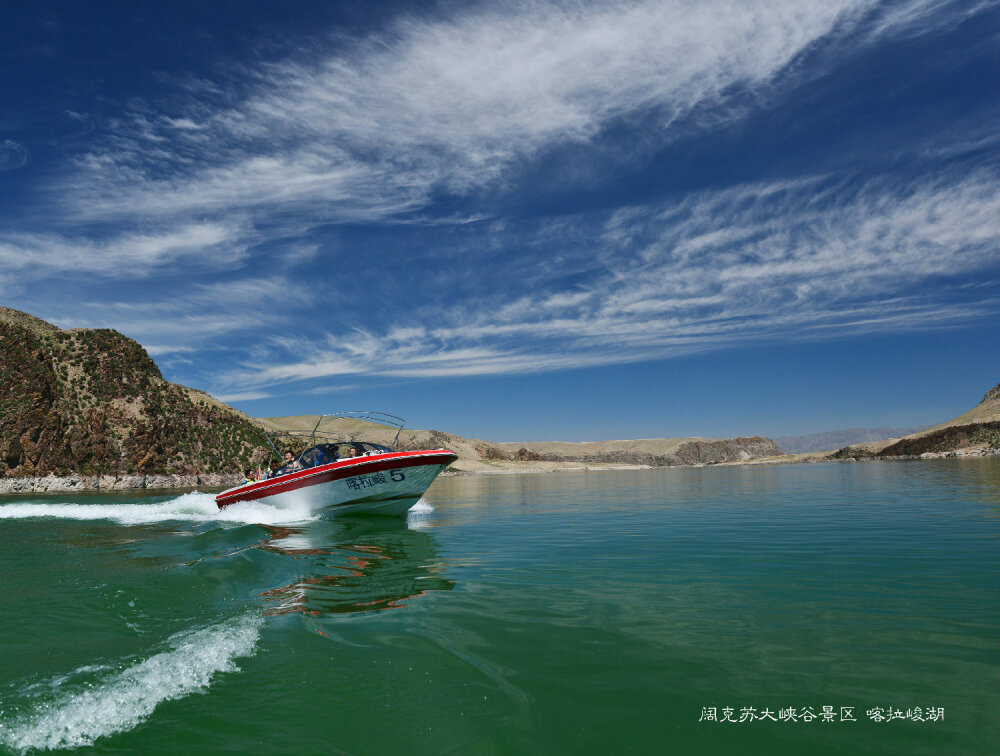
244,469,252,476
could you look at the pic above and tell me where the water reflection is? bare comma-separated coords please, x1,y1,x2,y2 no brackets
255,518,454,616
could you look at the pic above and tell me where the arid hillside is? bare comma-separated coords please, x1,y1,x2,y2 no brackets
830,381,1000,460
0,307,270,477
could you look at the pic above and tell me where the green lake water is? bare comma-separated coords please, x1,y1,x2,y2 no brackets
0,459,998,755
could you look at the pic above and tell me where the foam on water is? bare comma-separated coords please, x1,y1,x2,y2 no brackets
0,492,318,526
406,498,435,530
0,612,265,753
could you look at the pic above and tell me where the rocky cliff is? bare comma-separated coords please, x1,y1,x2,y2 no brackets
675,436,784,464
0,307,269,478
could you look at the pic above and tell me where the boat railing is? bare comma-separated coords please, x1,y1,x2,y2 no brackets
264,411,407,460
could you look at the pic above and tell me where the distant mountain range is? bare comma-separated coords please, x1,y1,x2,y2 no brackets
773,427,929,454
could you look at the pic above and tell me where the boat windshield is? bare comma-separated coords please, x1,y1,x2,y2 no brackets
271,441,395,478
297,444,339,469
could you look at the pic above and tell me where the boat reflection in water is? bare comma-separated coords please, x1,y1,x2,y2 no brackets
255,518,454,617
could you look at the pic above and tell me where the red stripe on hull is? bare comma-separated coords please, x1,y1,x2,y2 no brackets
215,450,457,508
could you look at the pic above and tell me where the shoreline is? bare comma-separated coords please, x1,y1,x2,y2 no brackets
2,447,996,496
0,472,240,496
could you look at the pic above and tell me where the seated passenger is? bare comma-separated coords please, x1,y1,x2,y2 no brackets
300,446,333,468
242,468,257,485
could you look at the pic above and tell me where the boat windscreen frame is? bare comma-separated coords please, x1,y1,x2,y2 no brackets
309,411,406,449
263,411,407,463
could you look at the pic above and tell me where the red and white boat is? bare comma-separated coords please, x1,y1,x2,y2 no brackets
216,412,457,516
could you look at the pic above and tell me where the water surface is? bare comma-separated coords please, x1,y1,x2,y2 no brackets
0,459,997,755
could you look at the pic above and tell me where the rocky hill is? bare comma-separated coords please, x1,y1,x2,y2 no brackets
494,435,784,466
830,381,1000,460
0,307,269,479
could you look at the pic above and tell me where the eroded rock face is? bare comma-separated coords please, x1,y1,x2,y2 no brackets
1,309,269,478
474,443,512,461
675,437,784,465
539,450,676,466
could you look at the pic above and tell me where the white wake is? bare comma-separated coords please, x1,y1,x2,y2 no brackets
0,492,318,526
0,612,264,753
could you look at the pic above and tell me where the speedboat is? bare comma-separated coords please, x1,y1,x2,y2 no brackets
216,412,457,515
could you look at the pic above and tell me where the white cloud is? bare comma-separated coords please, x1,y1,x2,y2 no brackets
0,221,249,278
221,165,1000,387
52,276,315,349
5,0,993,396
214,390,272,402
143,345,197,357
56,0,966,227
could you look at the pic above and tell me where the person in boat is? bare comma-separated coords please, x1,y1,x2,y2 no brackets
272,451,303,477
298,445,336,468
242,468,256,485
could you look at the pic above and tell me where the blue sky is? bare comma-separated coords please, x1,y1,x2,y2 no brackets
1,0,997,441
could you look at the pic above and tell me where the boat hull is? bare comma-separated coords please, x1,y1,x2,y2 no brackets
215,450,457,516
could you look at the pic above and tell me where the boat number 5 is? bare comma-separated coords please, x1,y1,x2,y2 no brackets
390,470,405,482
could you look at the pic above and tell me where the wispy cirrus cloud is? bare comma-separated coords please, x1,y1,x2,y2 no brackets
58,276,315,349
221,164,999,387
50,0,972,229
213,390,273,403
4,0,995,406
0,220,249,279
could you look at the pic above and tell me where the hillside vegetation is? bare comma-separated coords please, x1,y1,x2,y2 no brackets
0,307,269,478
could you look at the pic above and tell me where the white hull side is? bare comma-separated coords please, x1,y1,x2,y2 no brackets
259,463,447,515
